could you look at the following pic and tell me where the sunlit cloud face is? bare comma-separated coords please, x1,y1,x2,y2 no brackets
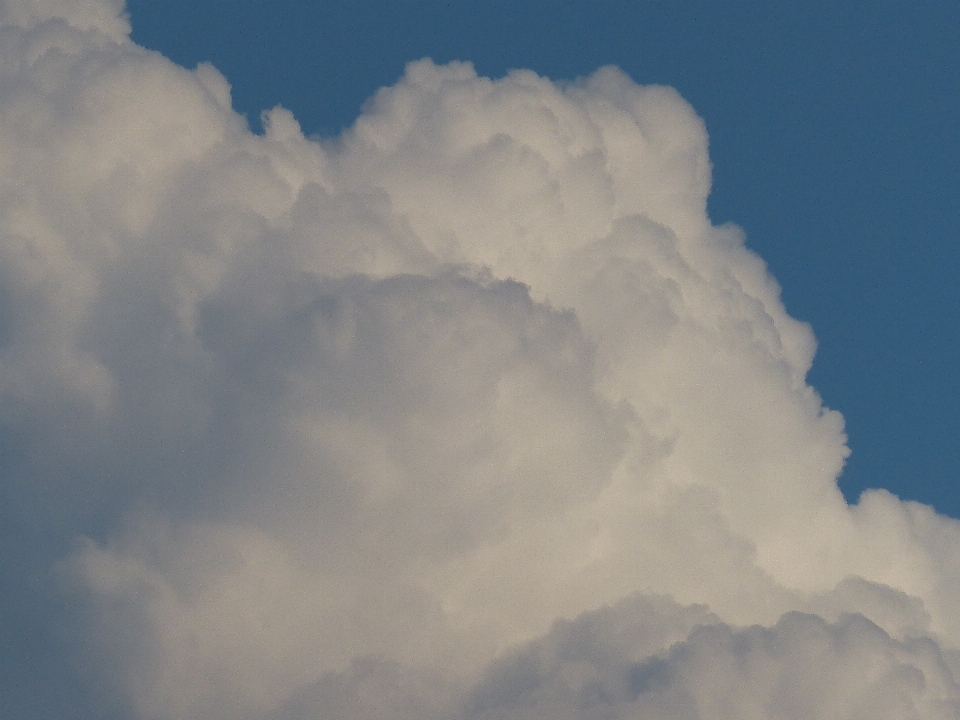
2,3,960,719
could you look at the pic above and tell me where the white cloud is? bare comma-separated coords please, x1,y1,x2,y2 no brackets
2,2,960,718
0,0,129,41
281,596,960,720
460,598,960,720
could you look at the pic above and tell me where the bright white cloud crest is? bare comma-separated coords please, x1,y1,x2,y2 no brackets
2,3,960,719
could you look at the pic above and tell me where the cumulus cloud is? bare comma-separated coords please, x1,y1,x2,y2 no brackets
2,2,960,719
460,599,960,720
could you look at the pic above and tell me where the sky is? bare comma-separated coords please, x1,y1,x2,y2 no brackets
2,2,960,719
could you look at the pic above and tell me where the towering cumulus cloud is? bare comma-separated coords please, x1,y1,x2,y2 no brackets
1,3,959,719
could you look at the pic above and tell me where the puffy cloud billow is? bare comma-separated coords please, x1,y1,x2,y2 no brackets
1,3,960,719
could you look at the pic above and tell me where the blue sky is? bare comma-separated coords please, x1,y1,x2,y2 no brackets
127,0,960,517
